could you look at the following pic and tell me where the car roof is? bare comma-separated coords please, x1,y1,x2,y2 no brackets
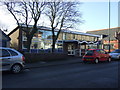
0,47,12,49
0,47,17,51
88,49,103,51
113,49,120,51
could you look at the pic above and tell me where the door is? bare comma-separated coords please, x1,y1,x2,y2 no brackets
96,50,103,61
99,50,107,61
68,44,75,55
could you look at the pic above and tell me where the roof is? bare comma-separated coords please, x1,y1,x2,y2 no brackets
87,27,120,40
8,25,100,38
87,27,120,32
8,26,19,36
88,49,103,50
61,30,100,37
0,29,11,41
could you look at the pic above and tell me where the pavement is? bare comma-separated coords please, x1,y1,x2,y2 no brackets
25,57,83,69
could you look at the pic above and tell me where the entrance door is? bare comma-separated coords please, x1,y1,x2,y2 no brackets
68,44,75,55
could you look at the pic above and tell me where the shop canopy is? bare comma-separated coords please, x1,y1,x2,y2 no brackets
57,40,100,45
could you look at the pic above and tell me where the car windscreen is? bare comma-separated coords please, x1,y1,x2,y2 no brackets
111,49,120,53
85,50,94,56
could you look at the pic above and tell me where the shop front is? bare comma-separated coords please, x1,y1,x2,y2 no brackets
62,40,99,57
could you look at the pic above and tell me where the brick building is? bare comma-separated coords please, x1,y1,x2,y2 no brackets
87,27,120,52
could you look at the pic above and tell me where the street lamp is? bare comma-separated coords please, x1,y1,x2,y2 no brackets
108,0,111,53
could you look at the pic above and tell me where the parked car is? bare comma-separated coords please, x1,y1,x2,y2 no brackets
0,47,25,73
109,49,120,60
82,49,111,63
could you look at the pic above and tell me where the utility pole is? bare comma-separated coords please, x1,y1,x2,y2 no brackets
108,0,111,53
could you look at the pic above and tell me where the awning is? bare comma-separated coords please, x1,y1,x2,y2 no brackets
57,40,100,45
63,40,79,43
79,41,100,45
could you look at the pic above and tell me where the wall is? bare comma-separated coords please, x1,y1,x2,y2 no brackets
0,30,10,47
24,53,68,63
9,29,19,50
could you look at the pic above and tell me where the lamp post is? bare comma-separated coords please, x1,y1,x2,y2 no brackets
108,0,111,53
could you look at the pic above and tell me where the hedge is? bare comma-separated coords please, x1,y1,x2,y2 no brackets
23,53,69,63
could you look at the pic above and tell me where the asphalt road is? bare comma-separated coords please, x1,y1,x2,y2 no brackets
2,60,120,89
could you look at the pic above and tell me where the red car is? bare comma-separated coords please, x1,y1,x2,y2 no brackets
82,49,111,63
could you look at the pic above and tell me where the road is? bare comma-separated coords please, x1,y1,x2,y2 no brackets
2,60,120,88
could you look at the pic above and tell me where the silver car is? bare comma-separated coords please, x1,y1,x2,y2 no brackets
109,49,120,60
0,47,25,73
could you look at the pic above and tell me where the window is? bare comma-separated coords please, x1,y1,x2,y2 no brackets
1,49,10,57
100,50,106,54
96,50,101,53
7,49,18,56
86,50,94,56
111,49,120,53
22,41,28,49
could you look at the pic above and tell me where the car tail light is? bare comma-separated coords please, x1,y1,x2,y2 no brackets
22,56,25,61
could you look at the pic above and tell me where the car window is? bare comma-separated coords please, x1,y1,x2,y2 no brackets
1,49,10,57
100,50,106,54
111,50,120,53
96,50,100,53
7,49,18,56
86,50,94,55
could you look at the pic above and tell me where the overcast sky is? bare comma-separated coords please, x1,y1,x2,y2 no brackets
0,0,119,34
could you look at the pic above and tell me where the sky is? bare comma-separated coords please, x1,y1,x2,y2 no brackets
78,1,119,32
0,0,119,34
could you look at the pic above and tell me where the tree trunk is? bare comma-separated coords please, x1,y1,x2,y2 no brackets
52,35,56,53
26,36,32,52
26,21,38,52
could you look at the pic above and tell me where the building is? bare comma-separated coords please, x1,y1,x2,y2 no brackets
87,27,120,52
0,29,11,47
8,25,100,56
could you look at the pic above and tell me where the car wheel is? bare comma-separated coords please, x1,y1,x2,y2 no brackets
11,64,22,74
108,57,111,62
95,58,99,64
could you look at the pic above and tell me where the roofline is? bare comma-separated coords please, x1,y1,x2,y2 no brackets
0,29,11,41
8,26,19,36
87,27,120,32
8,25,100,38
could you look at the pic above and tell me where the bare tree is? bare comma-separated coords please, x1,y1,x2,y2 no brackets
45,1,82,52
2,0,46,52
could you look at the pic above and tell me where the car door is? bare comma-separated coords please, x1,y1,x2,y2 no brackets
7,49,19,63
100,50,107,61
96,50,104,61
95,50,102,60
1,49,12,71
